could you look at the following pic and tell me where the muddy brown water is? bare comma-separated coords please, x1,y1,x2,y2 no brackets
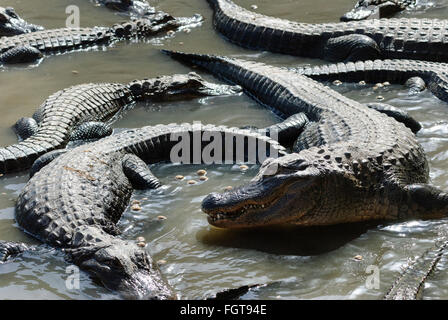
1,0,448,299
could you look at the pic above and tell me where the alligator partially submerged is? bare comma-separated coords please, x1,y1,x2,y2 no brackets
206,0,448,62
6,120,288,299
92,0,156,16
341,0,417,21
0,10,201,65
164,51,448,230
0,73,240,174
0,6,43,37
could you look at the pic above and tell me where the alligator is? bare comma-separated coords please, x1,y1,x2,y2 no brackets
0,6,43,37
0,10,201,65
341,0,417,21
384,239,447,299
205,0,448,63
3,118,290,299
164,50,448,231
92,0,156,16
0,72,240,174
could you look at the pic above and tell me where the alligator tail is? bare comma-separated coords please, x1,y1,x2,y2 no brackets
0,135,63,174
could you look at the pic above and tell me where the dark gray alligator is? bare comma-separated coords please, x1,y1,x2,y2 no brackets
206,0,448,62
5,120,288,299
0,10,201,65
384,239,447,299
92,0,156,16
0,6,43,37
341,0,417,21
164,50,448,230
0,72,240,174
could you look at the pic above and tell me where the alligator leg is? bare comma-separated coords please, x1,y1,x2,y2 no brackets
122,154,162,190
0,46,43,64
403,184,448,219
364,103,421,133
13,117,39,141
30,149,67,178
240,113,309,147
0,240,31,263
323,35,381,62
69,122,113,142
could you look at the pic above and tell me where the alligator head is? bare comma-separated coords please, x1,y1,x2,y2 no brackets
202,151,370,228
0,7,43,37
128,72,241,101
202,153,326,228
69,226,175,299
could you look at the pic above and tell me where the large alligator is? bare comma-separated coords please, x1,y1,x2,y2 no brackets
341,0,417,21
206,0,448,62
0,73,240,174
0,10,201,65
0,6,44,37
3,120,289,299
92,0,156,16
164,51,448,230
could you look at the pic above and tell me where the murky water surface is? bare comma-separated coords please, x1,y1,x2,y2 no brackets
1,0,448,300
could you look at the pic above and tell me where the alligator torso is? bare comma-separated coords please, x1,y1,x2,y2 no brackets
207,0,448,62
14,122,286,298
165,51,448,229
0,11,200,65
0,73,239,174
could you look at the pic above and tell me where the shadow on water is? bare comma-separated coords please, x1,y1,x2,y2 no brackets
197,221,381,256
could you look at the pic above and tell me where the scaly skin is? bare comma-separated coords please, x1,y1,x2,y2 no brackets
206,0,448,62
292,59,448,103
341,0,416,21
0,6,43,37
0,73,240,174
164,51,448,229
0,10,201,65
15,123,286,299
385,240,448,299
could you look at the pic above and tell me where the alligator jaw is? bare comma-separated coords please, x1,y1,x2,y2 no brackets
202,182,284,228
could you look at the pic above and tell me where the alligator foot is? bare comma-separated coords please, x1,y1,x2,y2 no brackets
70,122,113,142
365,103,421,133
0,240,31,263
405,77,426,95
122,154,161,190
323,35,381,62
0,6,44,37
13,117,39,141
0,45,43,64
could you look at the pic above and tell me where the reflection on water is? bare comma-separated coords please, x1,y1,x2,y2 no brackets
0,0,448,300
